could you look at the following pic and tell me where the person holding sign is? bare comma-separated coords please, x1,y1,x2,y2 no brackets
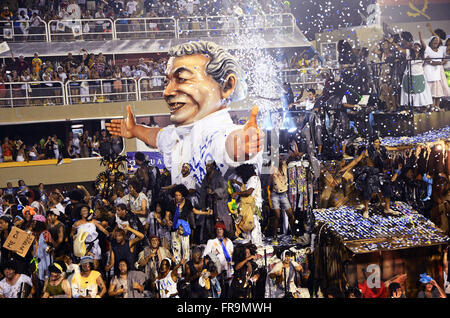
0,217,34,276
106,41,264,188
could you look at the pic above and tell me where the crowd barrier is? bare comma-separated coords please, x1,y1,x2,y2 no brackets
0,19,49,42
0,80,64,107
0,68,321,107
0,57,445,110
0,13,296,43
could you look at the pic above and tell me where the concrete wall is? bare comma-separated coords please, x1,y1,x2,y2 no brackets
0,158,104,188
0,100,169,125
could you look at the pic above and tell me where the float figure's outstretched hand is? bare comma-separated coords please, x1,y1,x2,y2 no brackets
106,105,136,139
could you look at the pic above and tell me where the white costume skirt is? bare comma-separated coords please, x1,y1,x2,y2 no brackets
427,67,450,98
400,74,433,107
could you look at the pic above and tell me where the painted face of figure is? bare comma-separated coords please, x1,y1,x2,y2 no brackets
163,54,229,126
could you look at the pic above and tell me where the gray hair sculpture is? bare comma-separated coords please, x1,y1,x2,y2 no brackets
168,41,247,102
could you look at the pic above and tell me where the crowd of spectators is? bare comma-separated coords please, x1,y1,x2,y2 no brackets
0,141,448,298
318,23,450,113
0,49,167,107
0,128,122,162
0,0,291,28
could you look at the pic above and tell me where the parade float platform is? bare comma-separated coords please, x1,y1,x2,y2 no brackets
373,109,450,137
312,203,450,298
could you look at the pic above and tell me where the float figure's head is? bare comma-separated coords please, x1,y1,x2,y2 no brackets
164,41,247,126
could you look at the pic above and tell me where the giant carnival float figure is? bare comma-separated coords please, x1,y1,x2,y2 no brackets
106,41,265,188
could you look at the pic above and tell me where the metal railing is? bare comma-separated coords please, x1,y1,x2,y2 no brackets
114,17,177,40
1,14,297,43
0,80,65,107
264,13,296,33
137,76,165,100
177,13,295,38
0,69,321,108
280,68,325,92
1,59,446,112
48,19,114,42
65,78,138,105
281,68,324,83
0,20,49,42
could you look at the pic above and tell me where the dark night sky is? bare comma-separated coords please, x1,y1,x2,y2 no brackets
290,0,376,40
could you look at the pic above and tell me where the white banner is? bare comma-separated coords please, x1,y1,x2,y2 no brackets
0,41,10,54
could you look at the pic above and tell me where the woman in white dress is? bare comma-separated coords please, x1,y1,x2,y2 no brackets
423,36,449,111
71,204,109,270
391,34,432,111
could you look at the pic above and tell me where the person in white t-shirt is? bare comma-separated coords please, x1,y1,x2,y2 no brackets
126,0,138,15
121,59,132,77
0,262,34,298
106,41,264,189
165,162,198,206
113,184,129,207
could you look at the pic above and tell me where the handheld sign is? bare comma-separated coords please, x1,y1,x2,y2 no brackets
3,226,35,258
